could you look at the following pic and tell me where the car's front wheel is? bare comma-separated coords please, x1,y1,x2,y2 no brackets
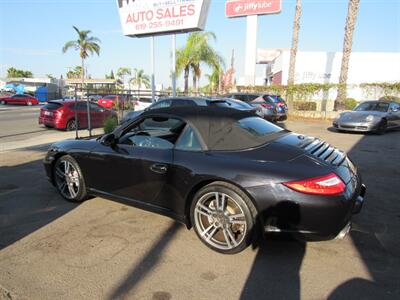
190,182,257,254
0,100,6,105
53,155,87,202
376,119,387,135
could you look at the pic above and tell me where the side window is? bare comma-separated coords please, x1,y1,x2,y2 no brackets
150,100,171,110
175,126,202,151
390,102,400,111
120,117,186,149
171,100,197,107
89,103,103,112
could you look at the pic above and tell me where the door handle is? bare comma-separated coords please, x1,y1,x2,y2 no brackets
150,163,168,174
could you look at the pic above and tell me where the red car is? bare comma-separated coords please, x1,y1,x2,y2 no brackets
97,95,127,109
0,94,39,105
39,100,117,131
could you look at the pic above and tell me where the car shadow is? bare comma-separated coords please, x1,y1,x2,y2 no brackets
0,157,77,250
327,129,400,298
108,222,182,299
240,235,305,300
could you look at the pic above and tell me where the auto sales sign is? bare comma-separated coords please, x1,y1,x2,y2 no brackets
116,0,211,37
225,0,281,18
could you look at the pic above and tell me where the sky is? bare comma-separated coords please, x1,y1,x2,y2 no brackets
0,0,399,88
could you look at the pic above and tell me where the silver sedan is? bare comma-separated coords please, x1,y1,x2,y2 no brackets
333,100,400,134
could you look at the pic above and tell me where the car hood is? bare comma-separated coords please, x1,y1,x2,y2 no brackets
49,138,99,152
338,111,386,121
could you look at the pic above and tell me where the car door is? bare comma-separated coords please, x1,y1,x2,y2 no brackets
9,95,22,104
89,102,104,127
84,116,184,208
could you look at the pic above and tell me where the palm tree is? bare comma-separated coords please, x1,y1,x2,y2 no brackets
62,26,101,87
176,32,224,94
287,0,302,110
130,68,150,89
117,67,131,85
335,0,360,110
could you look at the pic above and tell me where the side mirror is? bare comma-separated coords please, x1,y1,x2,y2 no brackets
100,133,117,147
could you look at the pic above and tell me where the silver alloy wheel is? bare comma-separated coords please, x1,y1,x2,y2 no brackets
0,100,5,105
27,101,32,106
54,160,80,200
194,192,247,250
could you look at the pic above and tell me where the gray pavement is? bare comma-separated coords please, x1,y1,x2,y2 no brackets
0,104,103,152
0,119,399,299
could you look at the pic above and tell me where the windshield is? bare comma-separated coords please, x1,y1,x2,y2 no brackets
354,102,389,112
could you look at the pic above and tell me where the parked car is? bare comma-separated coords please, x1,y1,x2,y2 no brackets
44,106,365,254
0,94,39,106
97,95,125,109
39,100,116,131
133,97,153,111
263,95,288,121
333,100,400,134
121,97,263,123
223,93,288,121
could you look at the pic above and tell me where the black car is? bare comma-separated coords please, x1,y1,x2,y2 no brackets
44,107,365,254
121,96,263,123
224,93,288,121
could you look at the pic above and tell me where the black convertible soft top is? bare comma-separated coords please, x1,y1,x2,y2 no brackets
138,106,285,151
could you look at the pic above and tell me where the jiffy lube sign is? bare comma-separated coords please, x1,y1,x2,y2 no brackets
116,0,211,37
225,0,281,18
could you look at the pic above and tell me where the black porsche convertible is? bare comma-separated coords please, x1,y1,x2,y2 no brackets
44,106,365,254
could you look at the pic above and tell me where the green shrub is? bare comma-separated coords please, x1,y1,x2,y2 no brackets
293,101,317,111
344,98,358,110
379,95,400,103
103,116,118,134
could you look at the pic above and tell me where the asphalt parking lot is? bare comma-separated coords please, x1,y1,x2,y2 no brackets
0,118,399,300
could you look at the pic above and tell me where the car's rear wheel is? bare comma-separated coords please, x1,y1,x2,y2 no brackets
53,155,87,202
376,119,387,135
190,182,257,254
0,100,6,105
66,119,77,131
27,101,32,106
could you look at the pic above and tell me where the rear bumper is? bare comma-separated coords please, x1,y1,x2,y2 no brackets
248,177,366,241
38,117,66,129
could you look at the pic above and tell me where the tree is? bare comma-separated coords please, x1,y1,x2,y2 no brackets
176,32,224,94
335,0,360,110
66,66,82,79
287,0,302,110
117,67,131,84
46,74,55,79
62,26,101,87
7,67,33,78
206,65,223,94
130,68,150,89
106,70,115,79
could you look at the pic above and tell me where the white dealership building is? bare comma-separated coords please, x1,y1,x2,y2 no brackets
239,50,400,108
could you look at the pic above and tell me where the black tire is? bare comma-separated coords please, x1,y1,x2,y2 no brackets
44,125,52,129
0,100,6,105
190,181,258,254
66,119,77,131
53,155,87,202
376,119,387,135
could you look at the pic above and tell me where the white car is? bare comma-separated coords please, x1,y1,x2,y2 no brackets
134,97,154,111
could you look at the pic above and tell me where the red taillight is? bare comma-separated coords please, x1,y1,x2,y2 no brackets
261,103,274,109
55,108,64,118
277,102,285,107
283,173,345,196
